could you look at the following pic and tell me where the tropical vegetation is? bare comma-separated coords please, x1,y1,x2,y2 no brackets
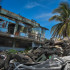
49,2,70,38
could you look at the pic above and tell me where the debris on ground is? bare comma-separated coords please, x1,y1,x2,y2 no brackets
0,37,70,70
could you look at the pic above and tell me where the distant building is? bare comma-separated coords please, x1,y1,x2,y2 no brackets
0,7,48,51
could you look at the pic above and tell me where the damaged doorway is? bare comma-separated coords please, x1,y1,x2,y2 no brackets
8,23,21,35
8,23,15,34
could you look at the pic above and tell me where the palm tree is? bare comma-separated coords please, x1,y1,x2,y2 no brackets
49,2,70,38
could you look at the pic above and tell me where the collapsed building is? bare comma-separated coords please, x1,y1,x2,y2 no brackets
0,37,70,70
0,6,48,51
0,6,70,69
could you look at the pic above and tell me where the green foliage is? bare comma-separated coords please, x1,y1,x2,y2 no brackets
49,2,70,38
6,47,32,54
19,51,24,53
7,49,18,54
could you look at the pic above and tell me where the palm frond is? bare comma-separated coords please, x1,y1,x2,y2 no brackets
49,15,63,21
51,23,64,37
49,2,70,38
67,23,70,36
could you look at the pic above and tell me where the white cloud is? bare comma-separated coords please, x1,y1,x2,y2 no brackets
25,2,45,9
36,13,57,19
25,2,40,9
35,13,59,21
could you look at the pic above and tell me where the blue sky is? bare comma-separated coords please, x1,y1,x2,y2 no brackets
1,0,70,39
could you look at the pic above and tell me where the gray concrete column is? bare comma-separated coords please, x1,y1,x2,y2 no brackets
14,20,19,35
13,40,15,48
32,42,35,48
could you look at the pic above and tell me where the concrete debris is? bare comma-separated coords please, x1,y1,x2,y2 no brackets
3,55,70,70
0,37,70,70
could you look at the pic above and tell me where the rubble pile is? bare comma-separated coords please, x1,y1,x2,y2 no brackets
54,37,70,56
0,37,70,70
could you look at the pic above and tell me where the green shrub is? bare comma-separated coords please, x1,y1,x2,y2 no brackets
7,49,18,54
